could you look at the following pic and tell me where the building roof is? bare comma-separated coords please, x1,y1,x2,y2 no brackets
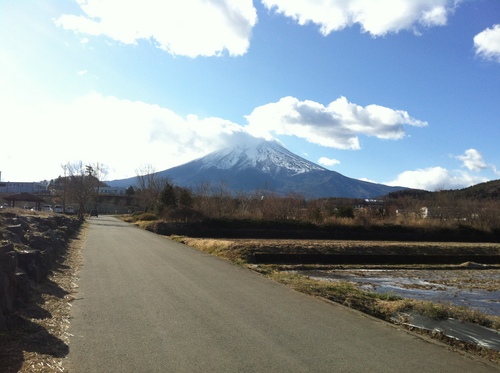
3,192,45,206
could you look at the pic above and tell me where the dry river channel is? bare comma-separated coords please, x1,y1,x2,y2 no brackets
291,266,500,351
295,267,500,316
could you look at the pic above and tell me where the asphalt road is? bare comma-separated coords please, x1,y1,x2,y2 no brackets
67,216,498,372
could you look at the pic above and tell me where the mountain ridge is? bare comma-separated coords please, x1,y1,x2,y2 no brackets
107,139,407,198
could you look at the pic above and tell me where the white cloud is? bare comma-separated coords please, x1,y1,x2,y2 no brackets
386,167,488,191
456,149,487,172
474,24,500,63
387,149,496,191
55,0,257,57
0,92,246,181
245,96,427,149
1,91,426,183
262,0,454,36
318,157,340,167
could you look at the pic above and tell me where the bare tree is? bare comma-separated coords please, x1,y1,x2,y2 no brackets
212,180,234,218
193,181,213,217
135,164,170,212
235,191,254,218
192,180,236,218
64,161,106,220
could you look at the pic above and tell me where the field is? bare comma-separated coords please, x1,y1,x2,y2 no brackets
171,237,500,264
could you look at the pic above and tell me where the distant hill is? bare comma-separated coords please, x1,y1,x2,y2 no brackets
443,179,500,200
386,179,500,201
107,139,408,198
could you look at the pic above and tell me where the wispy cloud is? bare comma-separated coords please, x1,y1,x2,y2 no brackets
456,149,487,172
474,24,500,63
318,157,340,167
245,96,427,149
262,0,454,36
55,0,257,57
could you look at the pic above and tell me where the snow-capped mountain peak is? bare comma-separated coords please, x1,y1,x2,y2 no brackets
106,137,406,198
198,139,327,176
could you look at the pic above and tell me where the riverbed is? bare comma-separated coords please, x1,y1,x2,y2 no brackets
293,267,500,316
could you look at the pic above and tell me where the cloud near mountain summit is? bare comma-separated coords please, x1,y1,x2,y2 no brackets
245,96,427,149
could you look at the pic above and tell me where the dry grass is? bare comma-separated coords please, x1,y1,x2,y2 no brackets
172,236,500,256
0,225,85,372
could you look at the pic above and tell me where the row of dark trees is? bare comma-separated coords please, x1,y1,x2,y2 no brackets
150,182,500,232
51,162,500,231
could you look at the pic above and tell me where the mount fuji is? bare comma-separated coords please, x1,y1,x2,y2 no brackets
107,139,407,198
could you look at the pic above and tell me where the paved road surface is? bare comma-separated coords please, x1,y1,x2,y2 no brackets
67,216,497,372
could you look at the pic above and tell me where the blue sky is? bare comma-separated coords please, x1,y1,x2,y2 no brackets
1,0,499,191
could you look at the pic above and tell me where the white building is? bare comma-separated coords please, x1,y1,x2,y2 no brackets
0,181,48,194
97,186,127,195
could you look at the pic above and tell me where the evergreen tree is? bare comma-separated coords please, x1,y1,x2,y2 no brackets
179,188,194,208
158,182,177,212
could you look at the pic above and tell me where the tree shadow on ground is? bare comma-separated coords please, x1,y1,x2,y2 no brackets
0,264,71,372
0,314,68,373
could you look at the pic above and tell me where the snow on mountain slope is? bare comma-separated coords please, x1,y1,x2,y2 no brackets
106,138,407,198
198,139,327,176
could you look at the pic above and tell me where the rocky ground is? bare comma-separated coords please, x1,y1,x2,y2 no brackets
0,210,83,372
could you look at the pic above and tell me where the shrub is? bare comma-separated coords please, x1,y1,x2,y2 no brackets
160,207,205,222
134,212,158,221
